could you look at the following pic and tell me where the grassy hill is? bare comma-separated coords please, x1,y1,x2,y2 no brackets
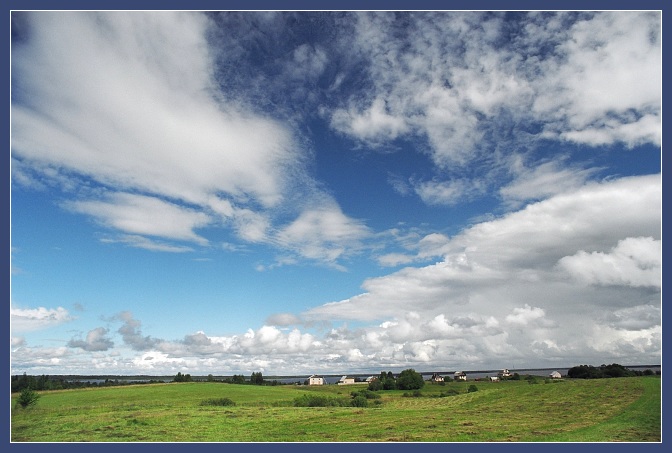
10,375,660,442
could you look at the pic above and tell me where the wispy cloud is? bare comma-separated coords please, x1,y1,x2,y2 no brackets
10,306,74,333
11,11,367,267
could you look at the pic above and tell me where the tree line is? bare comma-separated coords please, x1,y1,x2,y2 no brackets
567,363,658,379
11,373,165,392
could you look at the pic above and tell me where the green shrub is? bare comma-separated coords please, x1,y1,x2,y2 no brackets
350,396,369,407
293,394,349,407
402,390,423,398
351,389,381,399
438,388,460,397
200,397,235,406
16,388,40,409
467,384,478,393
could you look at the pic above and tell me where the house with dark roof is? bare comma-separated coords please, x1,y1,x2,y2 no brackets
430,373,444,383
308,375,324,385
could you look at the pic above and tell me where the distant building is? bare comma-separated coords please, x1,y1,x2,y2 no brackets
430,373,444,383
454,371,467,381
497,369,512,378
308,375,324,385
365,376,378,383
549,371,562,379
337,376,356,385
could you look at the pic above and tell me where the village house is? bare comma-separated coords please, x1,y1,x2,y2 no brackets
430,373,444,383
337,375,357,385
497,369,512,378
549,371,562,379
453,371,467,381
308,375,324,385
365,376,378,383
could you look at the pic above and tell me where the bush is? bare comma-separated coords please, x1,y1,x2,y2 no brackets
16,388,40,409
467,385,478,393
402,390,423,398
200,397,235,406
438,389,460,397
351,389,380,400
293,394,349,407
350,396,369,407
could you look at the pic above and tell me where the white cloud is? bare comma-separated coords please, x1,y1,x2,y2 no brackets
12,11,369,267
558,237,661,288
67,327,115,352
505,304,548,327
413,178,486,206
11,306,73,333
536,12,661,147
100,234,195,253
66,193,211,245
329,12,660,166
500,158,599,206
275,202,371,268
298,174,660,367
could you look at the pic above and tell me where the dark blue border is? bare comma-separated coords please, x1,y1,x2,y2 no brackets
4,1,667,452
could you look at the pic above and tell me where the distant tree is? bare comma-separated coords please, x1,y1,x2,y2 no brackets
367,379,382,391
396,369,425,390
16,388,40,409
207,374,215,382
231,374,246,385
250,372,264,385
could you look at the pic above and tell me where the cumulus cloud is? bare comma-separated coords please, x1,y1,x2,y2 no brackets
114,311,159,351
557,237,661,288
329,12,660,166
67,327,115,352
298,174,660,367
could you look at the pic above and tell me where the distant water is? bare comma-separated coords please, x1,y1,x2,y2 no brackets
65,365,660,385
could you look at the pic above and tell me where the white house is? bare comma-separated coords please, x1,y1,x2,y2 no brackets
497,369,512,378
549,371,562,379
430,373,444,383
454,371,467,381
365,376,378,383
308,375,324,385
337,376,356,385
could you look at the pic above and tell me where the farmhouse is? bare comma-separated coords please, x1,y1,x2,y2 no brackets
454,371,467,381
497,369,512,378
308,375,324,385
337,376,356,385
549,371,562,379
430,373,444,383
365,376,378,383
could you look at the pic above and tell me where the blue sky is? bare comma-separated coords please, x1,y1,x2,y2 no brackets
10,10,661,376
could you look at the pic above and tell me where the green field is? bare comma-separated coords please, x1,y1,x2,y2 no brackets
10,376,660,442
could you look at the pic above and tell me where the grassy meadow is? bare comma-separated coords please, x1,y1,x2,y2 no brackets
10,375,660,442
